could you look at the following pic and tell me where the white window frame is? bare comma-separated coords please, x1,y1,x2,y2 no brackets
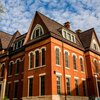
39,73,46,96
31,24,44,40
54,46,61,66
27,76,34,97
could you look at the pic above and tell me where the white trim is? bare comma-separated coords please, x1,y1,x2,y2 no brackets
54,46,61,52
79,56,84,59
28,51,34,56
81,78,86,81
28,75,34,79
7,82,11,84
74,76,79,79
9,61,14,65
14,80,19,82
41,47,46,51
31,24,44,40
72,53,77,58
65,74,71,78
39,73,46,76
64,50,70,55
15,58,21,63
55,72,62,76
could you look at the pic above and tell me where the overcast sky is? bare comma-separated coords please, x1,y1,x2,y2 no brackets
0,0,100,39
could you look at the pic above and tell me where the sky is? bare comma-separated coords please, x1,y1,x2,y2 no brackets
0,0,100,39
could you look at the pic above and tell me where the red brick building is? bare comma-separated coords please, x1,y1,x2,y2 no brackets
0,11,100,100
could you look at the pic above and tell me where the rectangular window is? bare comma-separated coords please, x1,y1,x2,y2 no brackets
28,77,33,96
65,52,69,68
56,48,60,65
66,77,71,95
42,49,45,66
14,82,18,98
75,79,79,95
56,76,61,94
40,76,45,95
73,55,77,70
72,35,74,42
7,83,11,98
18,41,21,48
67,33,71,40
80,58,84,72
82,80,86,96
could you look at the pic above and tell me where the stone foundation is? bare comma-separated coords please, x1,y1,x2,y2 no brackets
22,95,89,100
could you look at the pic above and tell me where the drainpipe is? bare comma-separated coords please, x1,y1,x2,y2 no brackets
62,42,67,100
94,73,99,98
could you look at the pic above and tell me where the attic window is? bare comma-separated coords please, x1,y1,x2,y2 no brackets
31,24,44,39
93,43,98,51
62,30,76,43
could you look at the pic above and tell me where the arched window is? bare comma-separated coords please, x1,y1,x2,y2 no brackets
65,51,69,68
41,48,46,66
31,24,44,39
8,61,14,76
29,52,34,69
73,54,77,70
55,47,60,65
80,57,84,72
35,50,40,67
94,60,98,73
15,59,20,74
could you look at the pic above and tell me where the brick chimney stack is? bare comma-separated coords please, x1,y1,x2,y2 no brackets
76,29,82,34
64,21,70,29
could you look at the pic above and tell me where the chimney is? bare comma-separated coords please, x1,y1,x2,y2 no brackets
75,29,82,34
64,21,70,29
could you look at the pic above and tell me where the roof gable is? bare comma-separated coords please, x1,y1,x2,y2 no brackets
0,31,12,49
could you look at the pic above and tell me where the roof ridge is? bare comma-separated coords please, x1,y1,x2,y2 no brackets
82,28,94,33
0,31,12,36
36,11,63,27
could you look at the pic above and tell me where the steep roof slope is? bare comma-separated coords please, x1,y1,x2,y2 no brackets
37,11,62,36
0,31,12,49
78,28,99,50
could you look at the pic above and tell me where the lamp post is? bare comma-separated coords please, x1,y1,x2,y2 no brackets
94,73,99,98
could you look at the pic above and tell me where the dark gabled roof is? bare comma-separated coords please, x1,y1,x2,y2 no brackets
0,31,12,49
78,28,94,49
37,11,62,36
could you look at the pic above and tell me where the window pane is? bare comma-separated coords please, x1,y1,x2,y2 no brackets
16,60,20,74
82,80,86,96
56,48,60,65
9,62,13,75
14,82,18,98
35,51,39,67
40,76,45,95
56,76,61,94
65,52,69,67
66,78,71,95
29,53,33,68
42,49,45,66
73,55,77,70
7,83,11,98
80,58,84,71
35,29,39,37
75,79,79,95
29,78,33,96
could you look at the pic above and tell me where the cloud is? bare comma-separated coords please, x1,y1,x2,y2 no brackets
0,0,100,40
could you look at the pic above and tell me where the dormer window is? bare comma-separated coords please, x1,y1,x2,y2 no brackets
31,24,44,39
62,29,76,43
